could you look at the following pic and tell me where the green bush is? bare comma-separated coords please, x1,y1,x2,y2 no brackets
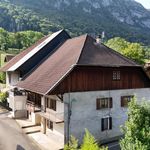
64,136,78,150
64,129,107,150
120,98,150,150
0,92,8,103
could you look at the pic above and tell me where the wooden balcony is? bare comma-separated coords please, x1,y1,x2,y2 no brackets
38,109,64,124
26,100,41,113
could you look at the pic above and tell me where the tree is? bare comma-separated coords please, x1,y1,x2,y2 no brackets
120,98,150,150
64,136,78,150
64,129,107,150
81,129,107,150
106,37,145,64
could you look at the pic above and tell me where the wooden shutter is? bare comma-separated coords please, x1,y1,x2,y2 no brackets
96,99,100,110
101,118,104,131
121,97,124,107
109,117,112,130
109,98,113,108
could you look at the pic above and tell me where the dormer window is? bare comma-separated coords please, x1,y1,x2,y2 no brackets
113,71,120,80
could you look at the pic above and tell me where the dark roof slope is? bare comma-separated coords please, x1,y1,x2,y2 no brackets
17,35,140,95
17,35,87,94
77,36,139,66
0,30,69,72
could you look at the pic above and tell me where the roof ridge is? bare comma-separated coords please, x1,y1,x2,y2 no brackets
76,34,89,64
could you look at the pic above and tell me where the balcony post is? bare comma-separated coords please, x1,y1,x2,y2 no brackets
41,96,46,134
41,96,46,112
41,117,46,134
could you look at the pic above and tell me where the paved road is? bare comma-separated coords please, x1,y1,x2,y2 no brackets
0,112,41,150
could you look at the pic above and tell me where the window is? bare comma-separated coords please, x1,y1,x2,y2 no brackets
8,73,11,84
101,117,112,131
46,98,56,111
121,96,133,107
96,98,112,109
47,120,53,130
113,71,120,80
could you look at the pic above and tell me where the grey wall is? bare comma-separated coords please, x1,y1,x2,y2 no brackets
64,88,150,144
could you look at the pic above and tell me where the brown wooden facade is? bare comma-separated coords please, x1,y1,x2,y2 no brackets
27,91,42,107
50,66,150,94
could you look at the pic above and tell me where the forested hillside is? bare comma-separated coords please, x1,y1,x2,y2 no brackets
0,28,44,54
0,1,60,34
0,0,150,44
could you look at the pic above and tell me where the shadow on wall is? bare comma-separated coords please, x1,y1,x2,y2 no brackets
16,145,25,150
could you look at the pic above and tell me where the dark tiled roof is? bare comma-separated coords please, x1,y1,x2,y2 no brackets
17,35,87,94
17,35,140,95
77,36,139,66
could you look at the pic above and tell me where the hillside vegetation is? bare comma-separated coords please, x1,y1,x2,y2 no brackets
0,0,150,44
0,27,44,54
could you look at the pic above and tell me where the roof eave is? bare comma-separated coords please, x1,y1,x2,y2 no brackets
44,64,76,95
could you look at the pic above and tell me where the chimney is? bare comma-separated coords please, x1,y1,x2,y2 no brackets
96,31,105,43
96,35,101,44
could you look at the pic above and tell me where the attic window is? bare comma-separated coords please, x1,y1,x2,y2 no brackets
113,71,120,80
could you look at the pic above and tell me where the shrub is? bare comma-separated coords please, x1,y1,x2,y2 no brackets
64,129,108,150
0,92,8,103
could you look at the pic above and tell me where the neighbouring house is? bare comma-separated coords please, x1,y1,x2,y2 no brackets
0,30,70,118
1,30,150,146
4,54,15,63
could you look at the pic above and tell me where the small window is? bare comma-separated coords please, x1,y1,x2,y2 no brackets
96,98,112,109
121,96,133,107
46,98,56,111
101,117,112,131
8,73,11,84
113,71,120,80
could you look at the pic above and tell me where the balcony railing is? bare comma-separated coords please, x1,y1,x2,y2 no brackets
26,100,41,112
39,109,64,123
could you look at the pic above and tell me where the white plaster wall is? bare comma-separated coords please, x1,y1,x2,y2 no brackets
30,112,41,125
64,88,150,143
8,94,14,110
14,96,27,110
56,101,64,113
6,71,19,87
53,123,64,135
